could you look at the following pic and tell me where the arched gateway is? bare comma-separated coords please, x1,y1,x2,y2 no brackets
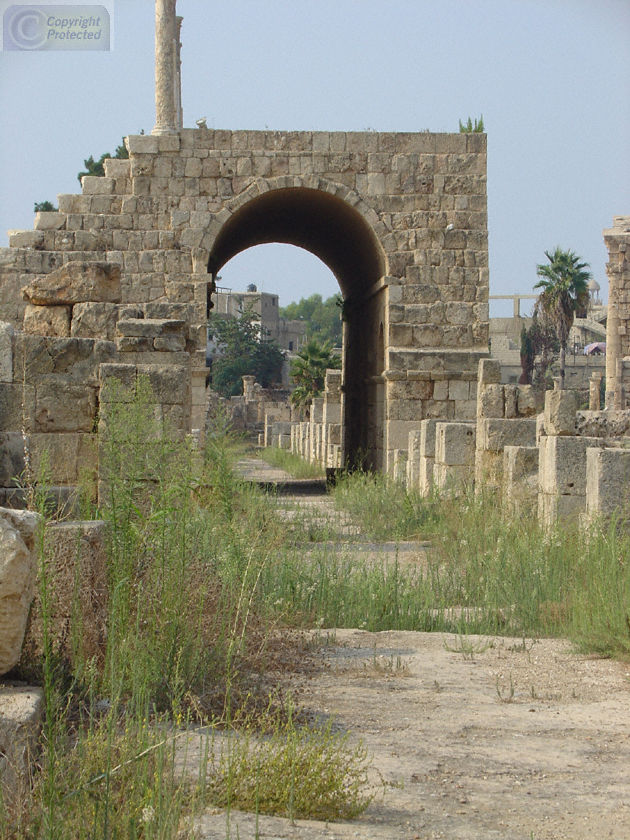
0,127,489,476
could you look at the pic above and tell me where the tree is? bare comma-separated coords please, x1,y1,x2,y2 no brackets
34,201,57,212
534,247,591,390
289,339,341,411
458,115,484,133
208,309,284,398
519,311,559,387
279,293,343,346
77,136,130,182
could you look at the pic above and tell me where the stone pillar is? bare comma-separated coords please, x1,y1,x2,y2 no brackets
589,371,603,411
604,217,630,404
152,0,178,136
174,15,183,131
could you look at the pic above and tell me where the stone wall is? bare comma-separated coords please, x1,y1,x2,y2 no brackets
1,128,489,475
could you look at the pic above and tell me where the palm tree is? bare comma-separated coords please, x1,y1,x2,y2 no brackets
289,339,341,412
534,247,591,390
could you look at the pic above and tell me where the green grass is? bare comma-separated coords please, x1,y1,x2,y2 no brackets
8,395,630,838
260,446,326,479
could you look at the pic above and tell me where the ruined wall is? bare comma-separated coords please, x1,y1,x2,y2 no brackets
1,128,489,474
604,216,630,407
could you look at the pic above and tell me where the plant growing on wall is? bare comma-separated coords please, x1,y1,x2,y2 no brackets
534,247,591,390
77,136,130,181
458,115,484,133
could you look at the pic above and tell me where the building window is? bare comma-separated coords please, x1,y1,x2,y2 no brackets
288,341,293,351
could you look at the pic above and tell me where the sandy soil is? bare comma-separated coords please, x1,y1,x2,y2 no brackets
194,629,630,840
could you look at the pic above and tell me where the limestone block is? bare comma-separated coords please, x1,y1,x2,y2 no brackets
539,491,585,530
419,419,438,457
586,447,630,524
407,429,422,489
117,318,186,338
435,422,476,466
478,358,501,385
0,433,26,486
478,384,504,418
22,262,122,306
34,212,65,231
71,302,118,340
116,336,152,353
27,433,95,485
34,382,97,433
544,389,577,436
448,380,470,402
433,462,473,493
311,397,324,424
8,231,44,249
153,335,186,352
0,508,40,674
504,385,518,419
575,409,630,439
0,383,35,432
0,322,14,382
393,449,408,485
81,176,114,194
477,419,537,452
20,521,108,670
0,686,43,811
23,305,71,338
99,363,137,402
516,385,539,417
539,435,604,497
137,364,189,405
503,445,539,512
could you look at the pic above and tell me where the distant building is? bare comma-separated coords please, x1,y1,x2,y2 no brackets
211,286,306,353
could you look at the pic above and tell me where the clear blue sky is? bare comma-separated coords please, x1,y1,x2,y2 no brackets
1,0,628,315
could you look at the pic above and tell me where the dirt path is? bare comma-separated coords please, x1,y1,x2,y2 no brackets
193,458,630,839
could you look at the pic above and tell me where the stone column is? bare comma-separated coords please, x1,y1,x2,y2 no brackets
589,371,603,411
174,15,183,130
152,0,178,136
604,217,630,405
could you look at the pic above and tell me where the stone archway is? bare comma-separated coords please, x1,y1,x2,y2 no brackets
203,180,387,468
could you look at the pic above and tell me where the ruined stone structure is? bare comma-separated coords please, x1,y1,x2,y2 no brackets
0,127,489,481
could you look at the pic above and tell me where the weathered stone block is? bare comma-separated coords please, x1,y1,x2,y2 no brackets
23,304,71,337
137,364,189,405
116,318,185,338
0,322,14,383
516,385,539,417
0,508,40,674
34,382,97,433
27,433,95,485
71,302,118,340
22,262,122,306
477,419,537,452
0,686,43,813
435,422,475,466
586,447,630,524
539,434,604,496
34,211,66,231
544,389,577,436
478,384,504,418
0,384,35,432
0,433,25,486
478,358,501,385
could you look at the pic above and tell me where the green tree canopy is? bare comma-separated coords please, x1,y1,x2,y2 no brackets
290,339,341,411
534,247,591,390
208,309,284,398
34,201,57,212
280,293,343,347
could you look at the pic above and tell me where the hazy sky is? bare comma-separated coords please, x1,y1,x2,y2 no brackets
1,0,628,315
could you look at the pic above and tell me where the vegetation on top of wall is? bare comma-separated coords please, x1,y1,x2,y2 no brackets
77,136,130,182
458,115,485,133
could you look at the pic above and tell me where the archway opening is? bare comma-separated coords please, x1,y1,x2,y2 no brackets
207,187,387,468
